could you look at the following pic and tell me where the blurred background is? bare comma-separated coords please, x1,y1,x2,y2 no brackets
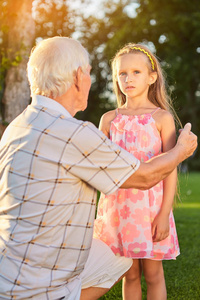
0,0,199,170
0,1,199,299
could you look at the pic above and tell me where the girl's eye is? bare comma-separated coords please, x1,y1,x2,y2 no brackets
134,70,140,74
119,72,126,76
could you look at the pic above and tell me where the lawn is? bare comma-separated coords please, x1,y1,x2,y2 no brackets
99,172,200,300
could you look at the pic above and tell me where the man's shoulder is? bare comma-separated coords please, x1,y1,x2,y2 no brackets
63,117,97,130
53,116,103,143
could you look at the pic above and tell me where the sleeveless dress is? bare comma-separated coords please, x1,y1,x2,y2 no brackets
94,108,180,260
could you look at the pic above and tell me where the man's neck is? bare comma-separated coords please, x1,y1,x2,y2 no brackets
54,86,77,117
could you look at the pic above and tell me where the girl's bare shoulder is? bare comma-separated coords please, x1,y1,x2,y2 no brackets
99,109,117,137
100,109,117,124
153,109,175,131
157,109,174,121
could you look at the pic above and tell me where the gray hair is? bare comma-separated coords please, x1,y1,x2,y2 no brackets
27,36,89,98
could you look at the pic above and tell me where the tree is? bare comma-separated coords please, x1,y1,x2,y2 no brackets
0,0,75,124
1,0,35,123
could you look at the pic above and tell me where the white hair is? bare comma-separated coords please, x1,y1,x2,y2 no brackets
27,36,89,98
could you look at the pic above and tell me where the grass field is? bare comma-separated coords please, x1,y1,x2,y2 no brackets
99,172,200,300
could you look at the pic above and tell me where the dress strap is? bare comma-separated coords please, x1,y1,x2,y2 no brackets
151,107,160,116
115,108,119,116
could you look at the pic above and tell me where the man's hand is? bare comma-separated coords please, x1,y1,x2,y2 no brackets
176,123,197,160
121,123,197,190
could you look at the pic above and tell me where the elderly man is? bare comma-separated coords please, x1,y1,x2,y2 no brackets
0,37,197,300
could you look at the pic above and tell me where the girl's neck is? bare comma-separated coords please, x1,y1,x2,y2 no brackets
119,97,158,115
123,97,153,110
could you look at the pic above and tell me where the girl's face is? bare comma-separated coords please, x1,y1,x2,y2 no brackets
116,53,155,100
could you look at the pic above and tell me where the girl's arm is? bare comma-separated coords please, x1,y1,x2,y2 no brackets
99,110,116,138
151,110,177,242
121,122,196,190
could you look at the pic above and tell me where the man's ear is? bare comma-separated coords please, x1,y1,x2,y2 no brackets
74,67,82,92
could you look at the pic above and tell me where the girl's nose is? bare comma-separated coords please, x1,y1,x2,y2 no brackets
125,74,133,82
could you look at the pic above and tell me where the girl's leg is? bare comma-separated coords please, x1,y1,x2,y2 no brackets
142,259,167,300
122,259,142,300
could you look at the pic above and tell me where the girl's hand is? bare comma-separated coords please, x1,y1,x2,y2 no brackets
151,211,170,242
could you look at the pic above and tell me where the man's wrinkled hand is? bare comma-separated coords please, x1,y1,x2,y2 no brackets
177,123,197,159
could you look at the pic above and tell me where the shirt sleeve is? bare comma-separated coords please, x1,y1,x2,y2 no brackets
63,121,140,195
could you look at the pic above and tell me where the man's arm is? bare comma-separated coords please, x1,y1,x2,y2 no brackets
121,123,197,190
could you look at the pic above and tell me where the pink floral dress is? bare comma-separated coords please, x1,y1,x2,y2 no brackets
94,109,180,260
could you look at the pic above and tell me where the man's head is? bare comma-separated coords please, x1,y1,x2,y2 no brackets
27,36,90,98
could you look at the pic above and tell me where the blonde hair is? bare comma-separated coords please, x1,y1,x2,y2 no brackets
27,36,89,98
111,43,181,127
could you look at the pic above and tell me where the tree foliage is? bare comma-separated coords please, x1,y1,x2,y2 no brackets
33,0,75,38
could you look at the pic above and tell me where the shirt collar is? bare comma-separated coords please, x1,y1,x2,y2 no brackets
31,95,73,118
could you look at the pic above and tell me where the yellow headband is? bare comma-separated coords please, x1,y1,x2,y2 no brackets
130,47,155,70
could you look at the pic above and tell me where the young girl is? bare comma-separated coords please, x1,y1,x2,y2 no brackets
93,43,180,300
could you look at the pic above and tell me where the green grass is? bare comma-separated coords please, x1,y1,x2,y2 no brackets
99,172,200,300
